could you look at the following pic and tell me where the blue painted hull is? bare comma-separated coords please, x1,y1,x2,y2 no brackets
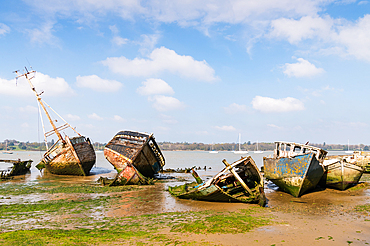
264,153,325,197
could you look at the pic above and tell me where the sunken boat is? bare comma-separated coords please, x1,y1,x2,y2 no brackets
321,155,364,190
104,130,165,185
1,159,32,179
15,68,96,176
263,141,327,197
168,156,266,206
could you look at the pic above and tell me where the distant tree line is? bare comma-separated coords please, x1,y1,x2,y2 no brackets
1,139,369,152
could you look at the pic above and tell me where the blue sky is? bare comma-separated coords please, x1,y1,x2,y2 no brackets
0,0,370,145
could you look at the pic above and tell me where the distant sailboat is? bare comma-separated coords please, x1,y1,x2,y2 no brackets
209,143,218,154
234,133,248,154
2,140,13,154
345,139,354,154
254,140,263,154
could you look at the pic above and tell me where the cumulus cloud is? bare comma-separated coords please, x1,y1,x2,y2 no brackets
88,113,103,120
223,103,248,114
137,78,174,95
0,71,74,97
0,23,10,36
283,58,325,77
113,115,126,122
101,47,217,82
76,75,122,92
109,25,129,46
65,114,81,121
214,125,236,131
252,96,304,113
148,95,185,112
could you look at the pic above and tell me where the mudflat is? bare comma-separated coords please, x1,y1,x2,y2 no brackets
0,173,369,245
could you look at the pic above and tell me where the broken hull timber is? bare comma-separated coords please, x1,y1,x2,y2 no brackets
264,153,325,197
323,159,364,190
168,156,266,206
40,136,96,176
104,131,165,184
353,151,370,173
1,159,32,178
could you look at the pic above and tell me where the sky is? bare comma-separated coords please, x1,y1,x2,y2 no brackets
0,0,370,145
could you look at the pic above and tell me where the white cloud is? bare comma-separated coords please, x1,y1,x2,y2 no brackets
19,105,38,113
113,115,126,122
283,58,325,77
223,103,248,114
267,124,283,129
26,21,59,46
138,34,160,55
252,96,305,113
269,15,333,44
101,47,217,82
88,113,103,120
65,114,81,121
160,114,178,124
214,125,236,131
76,75,122,92
109,25,129,46
148,95,185,111
0,23,10,36
0,71,74,97
137,78,174,95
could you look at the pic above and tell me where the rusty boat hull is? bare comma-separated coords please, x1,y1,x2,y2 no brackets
104,131,165,184
168,156,266,206
38,136,96,176
1,159,32,179
263,142,327,197
322,157,364,190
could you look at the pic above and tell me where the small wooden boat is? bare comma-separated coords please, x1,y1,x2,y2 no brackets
322,156,364,190
1,159,32,179
104,130,165,185
353,151,370,173
15,68,96,176
168,156,266,206
263,141,327,197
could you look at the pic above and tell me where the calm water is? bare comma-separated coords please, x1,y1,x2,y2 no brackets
0,150,351,183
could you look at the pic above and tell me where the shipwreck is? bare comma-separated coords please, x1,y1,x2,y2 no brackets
321,155,364,190
15,68,96,176
168,156,266,206
104,130,165,185
263,141,327,197
0,159,32,179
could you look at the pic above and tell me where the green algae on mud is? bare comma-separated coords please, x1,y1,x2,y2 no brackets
0,182,142,195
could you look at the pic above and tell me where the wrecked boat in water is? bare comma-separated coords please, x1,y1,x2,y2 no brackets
263,141,327,197
1,159,32,179
168,156,266,206
352,151,370,173
104,130,165,185
321,155,364,190
15,68,96,176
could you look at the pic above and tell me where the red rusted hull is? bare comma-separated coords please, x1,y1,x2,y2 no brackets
104,131,165,184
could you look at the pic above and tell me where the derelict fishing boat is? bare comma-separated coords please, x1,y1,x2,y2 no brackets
168,156,266,206
104,130,165,185
352,151,370,173
15,68,96,176
322,156,364,190
0,159,32,179
263,141,327,197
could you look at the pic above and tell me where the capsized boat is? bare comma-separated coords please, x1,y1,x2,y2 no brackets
1,159,32,179
15,68,96,176
168,156,266,206
263,141,327,197
104,130,165,185
322,156,364,190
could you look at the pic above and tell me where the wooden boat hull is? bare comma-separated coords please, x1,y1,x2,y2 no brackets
264,153,325,197
104,131,165,184
1,159,32,178
39,136,96,176
323,159,364,190
353,151,370,173
168,156,266,206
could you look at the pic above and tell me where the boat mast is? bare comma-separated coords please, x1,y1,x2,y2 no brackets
15,68,65,143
